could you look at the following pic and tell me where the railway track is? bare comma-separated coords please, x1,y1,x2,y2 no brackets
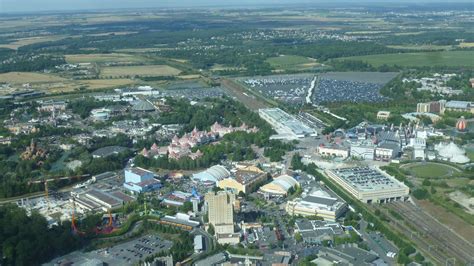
388,202,474,265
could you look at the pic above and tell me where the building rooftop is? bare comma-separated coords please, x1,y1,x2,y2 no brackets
330,167,407,192
126,167,154,177
194,252,227,266
235,170,265,185
446,100,471,109
86,189,122,207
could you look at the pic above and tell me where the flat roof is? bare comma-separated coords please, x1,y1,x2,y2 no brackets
330,167,407,192
86,189,122,207
259,108,314,135
126,167,154,177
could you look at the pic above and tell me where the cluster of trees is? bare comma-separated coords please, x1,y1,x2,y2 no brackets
0,53,65,73
0,204,86,265
67,97,109,119
329,59,401,72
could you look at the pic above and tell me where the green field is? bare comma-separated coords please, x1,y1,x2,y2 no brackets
266,55,319,70
337,51,474,67
407,163,455,178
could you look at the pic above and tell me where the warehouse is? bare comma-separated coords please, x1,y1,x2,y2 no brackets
258,108,316,140
325,167,409,204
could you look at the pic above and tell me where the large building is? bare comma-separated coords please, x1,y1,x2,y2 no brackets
218,167,267,194
123,167,161,193
159,213,200,231
192,165,231,185
350,142,375,160
286,189,347,221
445,100,474,113
73,189,134,212
259,108,316,140
317,144,349,159
259,174,299,197
417,101,444,114
325,167,409,204
204,191,240,244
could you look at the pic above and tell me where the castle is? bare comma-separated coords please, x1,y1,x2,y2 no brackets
141,122,258,160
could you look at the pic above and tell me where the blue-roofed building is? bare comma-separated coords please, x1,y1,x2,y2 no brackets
124,167,161,193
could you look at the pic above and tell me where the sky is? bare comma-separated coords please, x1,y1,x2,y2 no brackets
0,0,471,13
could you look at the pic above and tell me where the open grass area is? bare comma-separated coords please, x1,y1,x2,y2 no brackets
266,55,319,71
0,72,66,83
466,149,474,161
337,51,474,68
407,163,455,178
100,65,181,77
77,79,136,89
65,53,147,64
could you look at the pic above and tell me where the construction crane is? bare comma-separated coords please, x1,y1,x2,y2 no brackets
28,174,91,200
71,198,85,235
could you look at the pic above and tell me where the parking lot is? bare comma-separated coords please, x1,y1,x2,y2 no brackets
48,234,173,265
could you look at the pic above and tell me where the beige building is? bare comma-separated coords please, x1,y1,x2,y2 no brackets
286,189,347,221
376,111,391,120
317,145,349,159
205,191,239,244
325,167,409,204
259,174,299,196
218,167,267,194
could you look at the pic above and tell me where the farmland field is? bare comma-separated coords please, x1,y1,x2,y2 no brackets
0,72,66,83
0,36,66,50
337,51,474,67
100,65,181,77
65,53,147,64
266,55,319,71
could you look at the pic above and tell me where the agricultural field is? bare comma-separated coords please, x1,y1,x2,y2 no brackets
337,51,474,68
0,72,66,83
459,42,474,48
99,65,181,78
0,36,66,50
65,53,147,64
266,55,320,71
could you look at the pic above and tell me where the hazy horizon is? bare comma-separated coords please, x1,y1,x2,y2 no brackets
1,0,473,13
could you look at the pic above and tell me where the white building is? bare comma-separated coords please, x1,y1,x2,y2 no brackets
350,142,375,160
259,108,316,140
286,189,347,221
325,167,409,204
317,145,349,159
